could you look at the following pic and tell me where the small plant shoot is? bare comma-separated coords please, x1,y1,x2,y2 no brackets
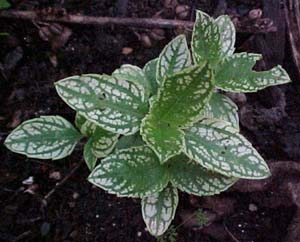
5,10,291,237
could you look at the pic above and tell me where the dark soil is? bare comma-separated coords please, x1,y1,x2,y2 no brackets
1,0,300,242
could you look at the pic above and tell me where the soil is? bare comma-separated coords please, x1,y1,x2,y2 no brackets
0,0,300,242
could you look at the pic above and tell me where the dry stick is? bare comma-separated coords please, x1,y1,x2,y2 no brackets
43,160,84,205
0,10,275,33
12,230,32,242
223,221,240,242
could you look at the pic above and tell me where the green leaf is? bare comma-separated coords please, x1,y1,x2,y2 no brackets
84,139,98,171
192,10,222,65
141,114,184,163
215,15,236,58
55,74,148,135
4,116,82,160
152,63,214,127
142,185,178,236
79,116,97,137
143,58,159,95
75,113,86,131
156,35,191,84
169,155,238,196
202,93,239,130
88,146,169,198
115,133,144,150
184,119,271,179
112,64,151,97
215,53,291,92
141,64,214,163
90,127,119,158
0,0,10,9
75,113,119,157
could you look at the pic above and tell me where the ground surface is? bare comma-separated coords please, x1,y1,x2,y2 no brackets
0,0,300,242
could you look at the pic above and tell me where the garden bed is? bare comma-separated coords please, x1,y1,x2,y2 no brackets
1,0,300,241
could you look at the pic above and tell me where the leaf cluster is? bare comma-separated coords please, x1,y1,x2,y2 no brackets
4,10,291,237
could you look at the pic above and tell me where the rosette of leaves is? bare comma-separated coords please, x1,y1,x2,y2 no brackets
5,10,291,238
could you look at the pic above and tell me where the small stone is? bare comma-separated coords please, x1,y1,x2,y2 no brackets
248,9,262,20
49,54,58,67
72,192,80,200
122,47,133,55
175,5,190,20
22,176,34,185
49,171,62,180
137,231,142,237
24,184,39,194
149,28,165,41
249,203,258,212
140,34,152,48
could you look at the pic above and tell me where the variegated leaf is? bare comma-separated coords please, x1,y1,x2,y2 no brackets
84,139,98,171
149,95,157,108
4,116,82,160
75,113,119,157
202,93,239,130
79,116,97,137
115,133,144,150
143,58,159,95
215,15,236,58
169,155,237,196
157,35,191,83
90,127,119,158
184,119,271,179
152,64,214,127
141,114,184,163
192,10,222,65
88,146,169,198
215,53,291,92
141,64,214,163
55,74,148,135
112,64,151,97
75,112,86,131
142,185,178,236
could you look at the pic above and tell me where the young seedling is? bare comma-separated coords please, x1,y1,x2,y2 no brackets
5,10,291,237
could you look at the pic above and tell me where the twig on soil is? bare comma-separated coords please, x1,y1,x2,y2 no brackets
11,230,32,242
223,221,240,242
0,10,276,33
42,160,83,205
